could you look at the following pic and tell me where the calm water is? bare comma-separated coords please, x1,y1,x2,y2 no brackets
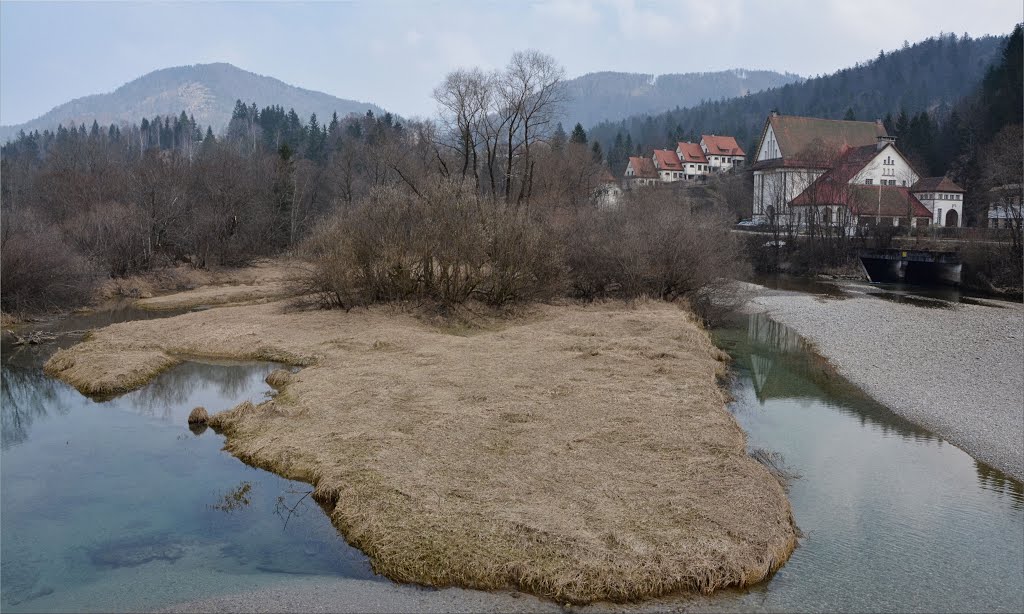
2,306,1022,612
0,314,376,612
699,313,1024,613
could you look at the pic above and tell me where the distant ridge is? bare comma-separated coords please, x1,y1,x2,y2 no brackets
0,62,386,141
562,69,802,128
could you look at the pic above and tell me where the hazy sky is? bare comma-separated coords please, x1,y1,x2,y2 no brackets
1,0,1021,125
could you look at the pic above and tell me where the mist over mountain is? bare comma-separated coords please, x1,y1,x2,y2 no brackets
562,69,803,128
0,63,385,141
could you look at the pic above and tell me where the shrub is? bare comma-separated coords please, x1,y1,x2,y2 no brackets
563,192,748,311
301,182,564,309
1,210,99,313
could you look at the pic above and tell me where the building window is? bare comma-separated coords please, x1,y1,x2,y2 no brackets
865,179,873,185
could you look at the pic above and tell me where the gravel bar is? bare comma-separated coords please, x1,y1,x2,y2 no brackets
750,289,1024,481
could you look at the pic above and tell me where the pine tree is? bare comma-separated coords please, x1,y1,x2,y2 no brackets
570,123,587,145
590,140,603,163
551,122,567,151
844,107,856,121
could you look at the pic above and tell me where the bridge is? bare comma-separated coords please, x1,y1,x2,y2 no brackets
858,247,962,285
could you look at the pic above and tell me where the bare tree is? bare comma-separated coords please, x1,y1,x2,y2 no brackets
497,50,566,204
434,68,489,189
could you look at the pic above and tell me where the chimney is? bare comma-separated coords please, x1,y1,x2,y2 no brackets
877,135,896,150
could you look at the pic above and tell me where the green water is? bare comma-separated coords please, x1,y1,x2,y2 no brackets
0,320,376,612
2,306,1022,612
698,313,1024,612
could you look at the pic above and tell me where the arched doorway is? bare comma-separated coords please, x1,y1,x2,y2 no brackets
945,209,959,227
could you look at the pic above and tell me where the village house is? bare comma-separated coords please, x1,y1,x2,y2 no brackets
624,155,658,187
986,183,1023,229
700,135,746,172
787,140,929,228
751,113,921,225
652,149,685,182
675,142,709,181
910,176,965,227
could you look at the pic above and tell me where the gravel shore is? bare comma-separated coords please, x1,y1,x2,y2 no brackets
750,287,1024,481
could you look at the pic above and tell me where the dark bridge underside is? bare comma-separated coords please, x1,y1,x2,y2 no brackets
861,257,962,285
858,248,961,264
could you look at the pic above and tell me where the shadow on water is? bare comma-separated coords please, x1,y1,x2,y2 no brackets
701,312,1024,613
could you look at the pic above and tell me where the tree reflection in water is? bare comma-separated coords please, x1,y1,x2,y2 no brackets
0,366,68,449
1,359,276,444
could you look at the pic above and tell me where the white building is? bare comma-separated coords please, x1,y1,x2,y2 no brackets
700,135,746,172
652,149,685,182
788,140,928,228
675,142,709,180
751,113,893,224
911,177,965,227
987,184,1023,229
624,156,658,187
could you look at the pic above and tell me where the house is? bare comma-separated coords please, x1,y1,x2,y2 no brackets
675,142,709,180
624,156,658,187
594,167,623,209
700,135,746,172
911,177,965,227
786,139,925,228
986,183,1023,229
652,149,684,182
751,113,899,224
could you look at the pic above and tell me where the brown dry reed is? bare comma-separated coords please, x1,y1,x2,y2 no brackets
44,298,796,604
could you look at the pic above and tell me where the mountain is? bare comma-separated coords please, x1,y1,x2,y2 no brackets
0,63,385,142
591,32,1007,173
562,69,802,128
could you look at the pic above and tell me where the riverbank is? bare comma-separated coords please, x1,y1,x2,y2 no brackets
749,287,1024,481
44,299,796,604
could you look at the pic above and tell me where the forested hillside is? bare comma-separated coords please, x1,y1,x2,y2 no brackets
0,63,384,142
561,69,801,128
593,32,1007,176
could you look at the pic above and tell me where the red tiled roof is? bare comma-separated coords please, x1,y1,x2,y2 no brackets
792,183,931,218
911,176,965,193
652,149,683,171
753,115,887,169
676,142,708,164
701,134,745,156
627,156,658,179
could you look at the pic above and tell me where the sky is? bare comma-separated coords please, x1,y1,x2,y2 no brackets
1,0,1021,125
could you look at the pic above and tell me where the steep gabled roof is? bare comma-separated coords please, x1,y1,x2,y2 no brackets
792,183,931,218
753,114,887,169
814,143,885,185
627,156,658,179
911,176,965,193
676,141,708,164
701,134,745,156
652,149,683,171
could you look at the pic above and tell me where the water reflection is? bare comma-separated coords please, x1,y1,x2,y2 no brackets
976,461,1024,510
717,312,936,442
1,365,68,449
1,359,374,612
704,313,1024,613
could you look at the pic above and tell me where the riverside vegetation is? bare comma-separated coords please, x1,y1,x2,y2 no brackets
39,173,797,602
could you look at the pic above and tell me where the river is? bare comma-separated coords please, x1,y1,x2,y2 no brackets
1,296,1021,612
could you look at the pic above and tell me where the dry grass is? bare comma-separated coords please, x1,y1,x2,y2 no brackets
44,299,795,604
92,259,305,311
